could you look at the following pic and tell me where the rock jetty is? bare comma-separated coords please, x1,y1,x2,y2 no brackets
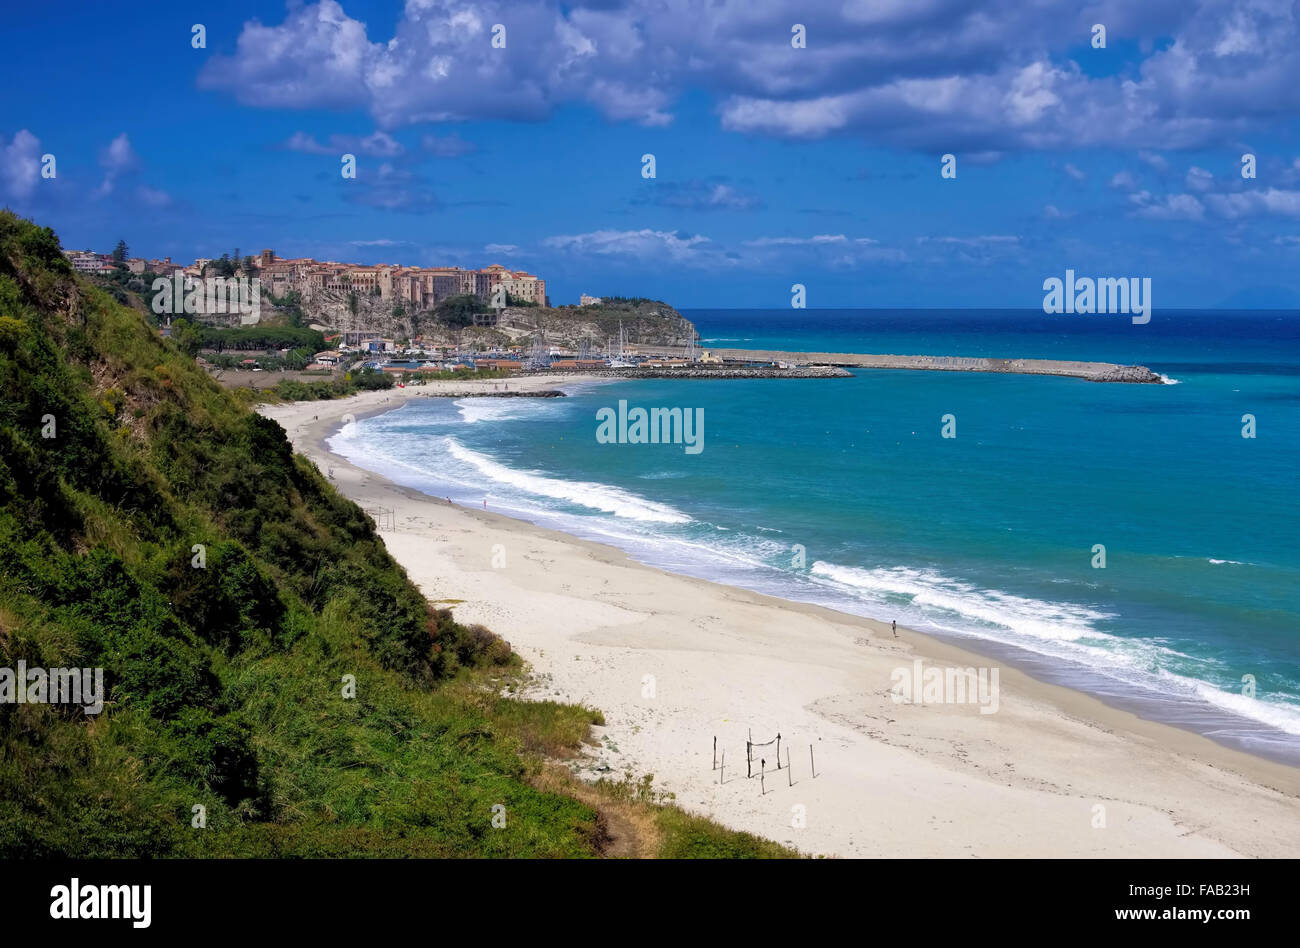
634,347,1164,384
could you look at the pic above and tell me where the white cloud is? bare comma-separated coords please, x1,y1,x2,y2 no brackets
646,180,761,211
542,229,719,263
1186,166,1214,191
703,184,757,209
0,129,41,200
720,93,854,140
1213,8,1260,57
1139,151,1170,173
97,132,138,196
1109,171,1138,190
741,233,906,266
195,0,1300,152
540,229,906,268
201,0,372,111
1128,190,1205,220
1204,188,1300,219
918,235,1020,247
200,0,669,129
284,130,403,157
743,235,876,247
100,132,136,172
1005,62,1063,125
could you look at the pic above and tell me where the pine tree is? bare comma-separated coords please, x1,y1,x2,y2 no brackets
112,239,129,262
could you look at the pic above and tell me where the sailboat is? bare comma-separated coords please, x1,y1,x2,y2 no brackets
607,320,635,368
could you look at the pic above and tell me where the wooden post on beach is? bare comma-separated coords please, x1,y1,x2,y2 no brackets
713,736,716,771
776,732,781,769
810,744,816,778
787,747,792,786
720,750,724,785
746,741,752,778
760,765,765,796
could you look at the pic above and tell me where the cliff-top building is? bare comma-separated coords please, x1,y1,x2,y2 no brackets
67,243,546,312
247,249,545,309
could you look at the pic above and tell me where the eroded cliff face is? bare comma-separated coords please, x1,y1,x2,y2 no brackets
496,301,698,349
294,292,697,349
296,287,393,330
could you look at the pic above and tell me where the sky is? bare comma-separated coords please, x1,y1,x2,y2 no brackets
3,0,1300,308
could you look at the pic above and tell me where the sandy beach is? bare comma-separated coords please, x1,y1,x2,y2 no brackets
260,379,1300,858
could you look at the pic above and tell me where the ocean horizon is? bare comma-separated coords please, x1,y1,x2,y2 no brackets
329,308,1300,766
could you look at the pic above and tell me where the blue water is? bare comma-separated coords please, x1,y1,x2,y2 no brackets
331,309,1300,764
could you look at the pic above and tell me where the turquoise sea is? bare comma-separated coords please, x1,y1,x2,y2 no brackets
330,310,1300,764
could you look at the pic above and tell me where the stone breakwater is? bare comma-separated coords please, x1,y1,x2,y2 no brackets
537,366,851,380
635,347,1165,383
416,389,568,398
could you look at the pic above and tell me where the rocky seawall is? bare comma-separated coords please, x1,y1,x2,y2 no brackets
416,389,568,398
635,347,1164,383
535,365,851,380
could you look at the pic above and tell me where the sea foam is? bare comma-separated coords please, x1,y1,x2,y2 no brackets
808,561,1113,643
444,439,691,524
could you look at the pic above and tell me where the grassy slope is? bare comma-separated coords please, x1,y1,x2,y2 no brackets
0,212,790,858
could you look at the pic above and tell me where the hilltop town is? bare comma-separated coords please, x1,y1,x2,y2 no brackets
64,246,547,320
64,243,702,383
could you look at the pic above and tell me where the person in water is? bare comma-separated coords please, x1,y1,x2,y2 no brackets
892,619,897,638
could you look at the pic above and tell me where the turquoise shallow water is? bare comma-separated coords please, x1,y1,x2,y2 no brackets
330,309,1300,764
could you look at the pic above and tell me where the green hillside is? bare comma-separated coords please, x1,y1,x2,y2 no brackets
0,211,791,858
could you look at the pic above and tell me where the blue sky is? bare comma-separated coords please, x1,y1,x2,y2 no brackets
4,0,1300,307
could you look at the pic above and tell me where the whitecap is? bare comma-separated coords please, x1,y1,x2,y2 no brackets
444,438,692,524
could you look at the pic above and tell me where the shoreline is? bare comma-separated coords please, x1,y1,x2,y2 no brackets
259,381,1300,858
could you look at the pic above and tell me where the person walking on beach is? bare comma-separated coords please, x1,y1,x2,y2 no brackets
892,619,897,638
